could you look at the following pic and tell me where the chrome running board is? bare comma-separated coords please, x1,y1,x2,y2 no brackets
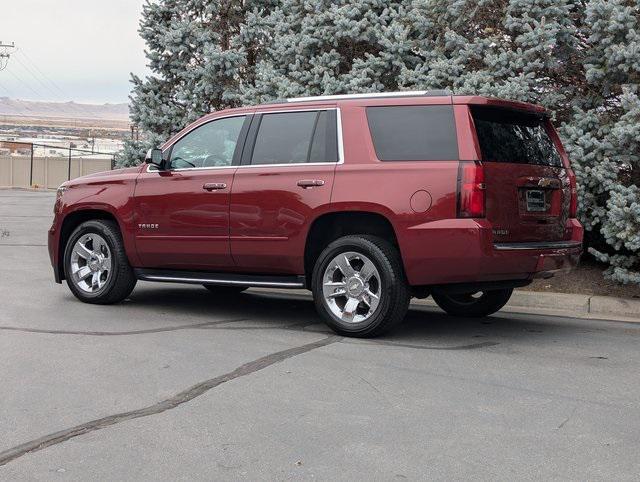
134,269,306,289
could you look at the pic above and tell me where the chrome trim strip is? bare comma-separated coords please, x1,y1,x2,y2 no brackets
138,274,304,288
146,107,344,173
147,164,236,172
493,241,582,251
336,107,345,163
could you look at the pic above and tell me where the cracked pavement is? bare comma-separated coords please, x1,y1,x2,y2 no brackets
1,190,639,480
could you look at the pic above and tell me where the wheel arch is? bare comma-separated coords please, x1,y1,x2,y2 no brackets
57,208,122,281
303,210,400,288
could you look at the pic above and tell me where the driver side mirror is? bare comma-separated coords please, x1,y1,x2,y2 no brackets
145,148,165,169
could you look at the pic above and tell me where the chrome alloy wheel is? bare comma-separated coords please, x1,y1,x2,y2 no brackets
322,251,381,323
69,233,112,293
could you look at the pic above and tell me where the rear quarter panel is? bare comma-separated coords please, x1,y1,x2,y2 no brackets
332,102,463,285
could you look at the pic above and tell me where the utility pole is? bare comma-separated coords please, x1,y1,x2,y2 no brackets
0,41,15,71
67,145,72,181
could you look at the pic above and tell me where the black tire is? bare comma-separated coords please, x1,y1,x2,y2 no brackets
431,288,513,318
63,219,137,304
202,284,248,295
312,235,410,338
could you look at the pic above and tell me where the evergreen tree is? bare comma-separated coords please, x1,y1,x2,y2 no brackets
118,0,274,164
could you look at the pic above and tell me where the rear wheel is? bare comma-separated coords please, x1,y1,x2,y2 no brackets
312,235,410,338
432,288,513,317
63,220,137,304
202,284,248,295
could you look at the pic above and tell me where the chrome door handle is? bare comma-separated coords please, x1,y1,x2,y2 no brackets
203,182,227,191
297,179,325,188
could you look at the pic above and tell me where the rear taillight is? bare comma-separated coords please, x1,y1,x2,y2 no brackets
457,161,485,218
567,168,578,218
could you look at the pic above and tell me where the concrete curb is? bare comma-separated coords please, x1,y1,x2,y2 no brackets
414,290,640,323
250,287,640,323
589,295,640,319
412,290,640,323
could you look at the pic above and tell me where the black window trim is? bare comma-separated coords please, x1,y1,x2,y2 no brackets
241,107,342,167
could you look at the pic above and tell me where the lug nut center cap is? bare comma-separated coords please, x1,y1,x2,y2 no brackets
346,277,365,297
89,256,101,271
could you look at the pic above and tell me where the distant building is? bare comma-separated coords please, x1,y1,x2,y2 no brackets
0,141,32,155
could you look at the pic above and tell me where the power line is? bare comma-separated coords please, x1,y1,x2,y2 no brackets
0,79,37,114
12,47,89,117
0,79,11,96
4,67,45,100
11,54,64,102
15,47,69,100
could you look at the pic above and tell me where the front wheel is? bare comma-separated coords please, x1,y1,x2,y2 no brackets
63,220,137,304
312,235,410,338
432,288,513,318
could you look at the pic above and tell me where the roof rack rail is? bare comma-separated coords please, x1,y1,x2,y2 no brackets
286,90,452,103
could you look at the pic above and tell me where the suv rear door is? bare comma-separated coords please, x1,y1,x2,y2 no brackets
229,108,339,274
470,106,572,243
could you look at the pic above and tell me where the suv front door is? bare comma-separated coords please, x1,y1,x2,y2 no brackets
134,114,250,270
230,109,340,274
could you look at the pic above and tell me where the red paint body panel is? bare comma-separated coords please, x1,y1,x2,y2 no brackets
229,164,336,274
49,94,583,288
133,167,237,269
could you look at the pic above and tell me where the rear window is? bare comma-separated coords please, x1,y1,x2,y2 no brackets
471,106,562,167
366,105,459,161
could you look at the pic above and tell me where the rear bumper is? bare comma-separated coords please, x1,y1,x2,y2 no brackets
493,240,582,251
400,218,583,286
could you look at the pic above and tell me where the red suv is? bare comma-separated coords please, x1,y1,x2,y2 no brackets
48,91,583,337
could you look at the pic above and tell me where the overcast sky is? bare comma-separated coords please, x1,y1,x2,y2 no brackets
0,0,149,104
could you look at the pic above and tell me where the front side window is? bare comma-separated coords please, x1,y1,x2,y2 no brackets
250,110,338,165
169,116,246,169
366,105,459,161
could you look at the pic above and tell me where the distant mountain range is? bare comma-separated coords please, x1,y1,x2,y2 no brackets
0,97,129,121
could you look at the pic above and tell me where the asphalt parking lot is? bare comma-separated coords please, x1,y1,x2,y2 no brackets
1,189,639,480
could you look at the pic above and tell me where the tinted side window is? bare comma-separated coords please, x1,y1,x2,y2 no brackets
169,116,245,169
250,110,338,165
309,110,339,163
366,105,458,161
251,112,316,165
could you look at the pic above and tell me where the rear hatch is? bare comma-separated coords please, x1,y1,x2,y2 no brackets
471,106,571,243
